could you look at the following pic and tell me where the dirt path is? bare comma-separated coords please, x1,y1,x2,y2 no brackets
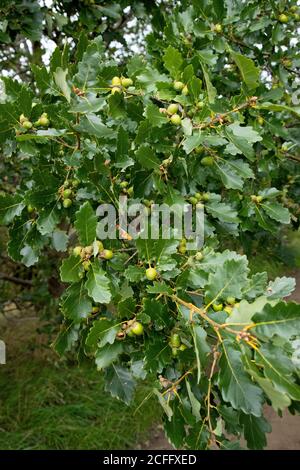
142,271,300,450
289,270,300,303
266,270,300,450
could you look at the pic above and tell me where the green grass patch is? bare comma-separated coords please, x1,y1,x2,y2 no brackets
248,230,300,277
0,358,159,450
248,253,288,279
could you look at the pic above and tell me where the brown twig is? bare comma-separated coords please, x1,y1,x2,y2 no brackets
0,273,33,287
192,98,257,130
171,294,239,335
206,347,220,437
162,368,194,396
282,152,300,163
75,113,81,150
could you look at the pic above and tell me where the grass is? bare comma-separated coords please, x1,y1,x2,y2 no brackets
0,358,159,450
248,229,300,278
249,253,288,278
0,315,160,450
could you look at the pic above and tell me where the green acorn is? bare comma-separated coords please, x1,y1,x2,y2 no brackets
173,81,184,91
63,198,72,208
201,156,214,166
145,267,157,281
131,322,144,335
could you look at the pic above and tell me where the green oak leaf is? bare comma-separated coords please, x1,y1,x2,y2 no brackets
141,298,172,331
95,342,123,370
52,321,80,356
242,272,268,299
261,201,290,224
244,354,291,412
164,402,186,448
104,365,136,405
52,230,68,252
255,344,300,401
252,301,300,341
218,342,264,416
192,325,210,383
226,296,274,327
200,62,216,103
124,265,145,282
0,194,24,224
135,144,160,169
230,51,260,89
163,46,183,77
186,380,201,421
185,421,210,450
53,67,71,102
60,281,92,322
74,114,115,139
206,257,249,301
60,255,83,283
144,335,172,373
85,262,112,304
240,414,271,450
37,204,60,235
266,276,296,299
205,201,239,224
144,103,168,127
86,318,119,350
74,201,97,246
215,159,254,190
154,389,173,420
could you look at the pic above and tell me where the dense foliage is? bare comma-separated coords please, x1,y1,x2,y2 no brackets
0,0,159,80
1,0,300,450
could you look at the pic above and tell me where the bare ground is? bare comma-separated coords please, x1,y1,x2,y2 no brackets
141,270,300,451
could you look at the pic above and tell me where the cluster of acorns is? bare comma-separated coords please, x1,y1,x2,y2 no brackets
193,145,216,166
118,180,134,197
187,191,210,206
278,5,300,23
166,103,182,126
19,114,33,131
212,296,240,315
60,179,79,208
164,90,207,123
35,112,49,127
173,80,189,96
211,23,223,33
117,319,144,339
73,241,114,271
19,113,49,132
169,333,187,356
110,76,133,94
250,194,263,204
177,239,204,261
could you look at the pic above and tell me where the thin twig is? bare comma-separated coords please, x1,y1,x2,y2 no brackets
206,347,220,436
0,274,33,287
